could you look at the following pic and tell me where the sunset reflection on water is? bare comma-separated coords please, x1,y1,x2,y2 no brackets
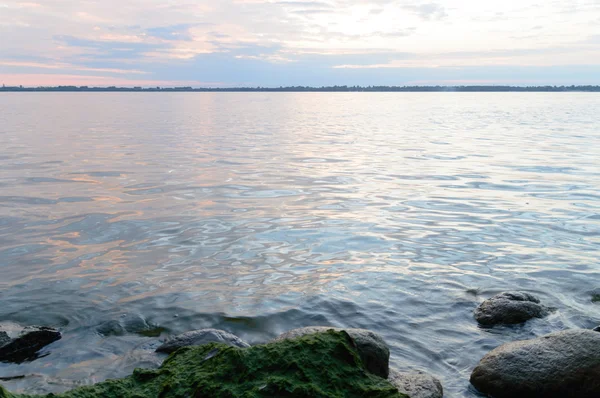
1,93,599,396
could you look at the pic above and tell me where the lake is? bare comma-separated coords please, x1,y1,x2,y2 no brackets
0,93,599,396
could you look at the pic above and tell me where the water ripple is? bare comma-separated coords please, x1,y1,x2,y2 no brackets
0,93,599,397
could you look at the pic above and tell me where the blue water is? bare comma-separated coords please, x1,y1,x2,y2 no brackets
0,93,599,396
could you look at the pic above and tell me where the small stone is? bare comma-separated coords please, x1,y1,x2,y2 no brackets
274,326,390,379
474,291,551,326
156,329,250,354
0,322,61,363
470,329,600,398
389,369,443,398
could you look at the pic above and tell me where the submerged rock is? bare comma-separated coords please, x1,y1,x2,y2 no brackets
156,328,250,354
474,291,551,326
97,314,166,337
389,369,443,398
0,322,61,364
470,329,600,398
0,330,407,398
0,332,10,347
274,326,390,378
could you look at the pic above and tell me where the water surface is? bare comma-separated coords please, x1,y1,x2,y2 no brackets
0,93,599,396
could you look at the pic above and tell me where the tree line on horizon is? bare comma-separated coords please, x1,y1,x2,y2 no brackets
1,84,600,92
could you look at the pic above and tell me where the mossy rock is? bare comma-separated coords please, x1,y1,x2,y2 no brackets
1,330,406,398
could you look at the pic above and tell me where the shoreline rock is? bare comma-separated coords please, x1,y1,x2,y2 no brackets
156,328,250,354
389,369,443,398
0,330,407,398
470,329,600,398
474,292,552,326
0,322,61,364
274,326,390,379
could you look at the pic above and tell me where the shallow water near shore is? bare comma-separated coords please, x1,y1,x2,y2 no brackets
0,92,599,397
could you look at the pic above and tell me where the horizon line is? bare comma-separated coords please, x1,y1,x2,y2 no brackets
2,84,600,93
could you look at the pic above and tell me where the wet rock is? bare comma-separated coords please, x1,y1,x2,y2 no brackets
474,291,551,326
97,314,166,337
0,374,26,382
470,329,600,398
389,369,443,398
0,331,403,398
0,332,10,347
0,322,61,363
274,326,390,378
156,328,250,354
594,326,600,332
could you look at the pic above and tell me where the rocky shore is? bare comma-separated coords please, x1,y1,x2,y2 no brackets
1,290,599,397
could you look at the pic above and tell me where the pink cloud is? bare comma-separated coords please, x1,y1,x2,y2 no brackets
0,73,228,87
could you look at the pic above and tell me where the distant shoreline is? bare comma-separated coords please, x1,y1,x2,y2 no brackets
1,85,600,92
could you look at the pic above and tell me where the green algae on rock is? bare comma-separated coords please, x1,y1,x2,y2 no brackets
0,330,406,398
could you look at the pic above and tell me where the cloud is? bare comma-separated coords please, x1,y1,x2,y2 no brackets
0,60,148,74
1,0,599,86
0,73,227,87
145,24,206,41
401,3,448,20
332,44,600,68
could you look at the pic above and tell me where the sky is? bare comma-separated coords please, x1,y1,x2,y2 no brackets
1,0,599,87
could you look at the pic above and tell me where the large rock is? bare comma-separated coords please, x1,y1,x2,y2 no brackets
389,369,443,398
274,326,390,378
474,291,551,326
0,331,404,398
156,328,250,354
470,329,600,398
0,322,61,363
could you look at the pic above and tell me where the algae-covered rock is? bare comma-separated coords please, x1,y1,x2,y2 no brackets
275,326,390,378
474,292,551,326
389,370,443,398
1,330,406,398
0,322,61,364
156,328,249,354
1,385,13,398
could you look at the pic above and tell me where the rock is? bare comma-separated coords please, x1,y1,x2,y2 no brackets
97,314,166,337
474,291,552,326
0,322,61,363
0,330,404,398
470,329,600,398
274,326,390,378
389,369,444,398
156,328,250,354
0,332,10,347
594,326,600,332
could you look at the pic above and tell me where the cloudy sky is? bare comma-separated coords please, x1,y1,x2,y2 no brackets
1,0,599,87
